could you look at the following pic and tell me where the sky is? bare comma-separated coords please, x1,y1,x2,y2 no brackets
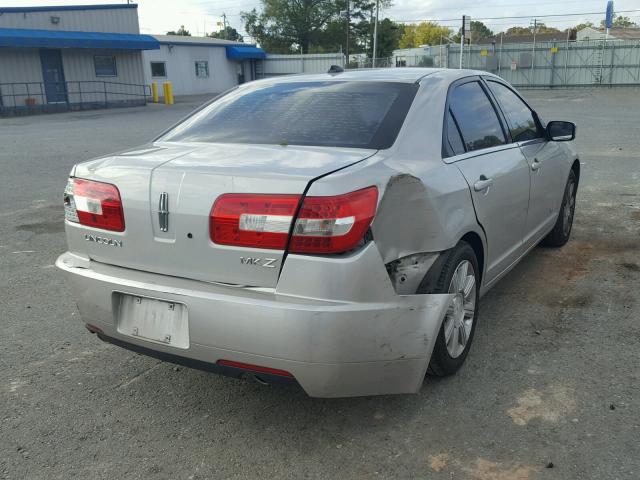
3,0,640,40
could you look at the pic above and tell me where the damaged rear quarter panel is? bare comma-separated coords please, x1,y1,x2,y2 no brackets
305,72,485,275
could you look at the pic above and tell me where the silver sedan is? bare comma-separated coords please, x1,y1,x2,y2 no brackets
57,68,579,397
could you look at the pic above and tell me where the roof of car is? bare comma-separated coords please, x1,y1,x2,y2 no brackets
252,68,495,85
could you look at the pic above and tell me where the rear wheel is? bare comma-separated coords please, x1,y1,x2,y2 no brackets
541,170,577,247
422,242,480,376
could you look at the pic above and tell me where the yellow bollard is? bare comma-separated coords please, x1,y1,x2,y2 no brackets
163,81,174,105
151,82,158,103
167,81,174,105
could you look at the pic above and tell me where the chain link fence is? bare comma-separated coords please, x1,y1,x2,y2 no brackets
389,39,640,87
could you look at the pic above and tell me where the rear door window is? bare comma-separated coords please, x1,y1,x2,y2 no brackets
160,81,418,149
449,81,506,152
487,80,541,142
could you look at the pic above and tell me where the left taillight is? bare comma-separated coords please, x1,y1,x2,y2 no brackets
64,178,125,232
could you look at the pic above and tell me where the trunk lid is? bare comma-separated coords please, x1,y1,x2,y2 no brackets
71,142,375,287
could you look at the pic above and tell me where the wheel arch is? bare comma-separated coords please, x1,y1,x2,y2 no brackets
571,158,580,183
459,230,485,284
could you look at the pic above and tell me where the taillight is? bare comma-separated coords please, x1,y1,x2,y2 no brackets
210,194,300,249
209,186,378,254
64,178,125,232
290,186,378,254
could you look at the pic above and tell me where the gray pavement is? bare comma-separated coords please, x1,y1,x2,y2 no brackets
1,89,639,480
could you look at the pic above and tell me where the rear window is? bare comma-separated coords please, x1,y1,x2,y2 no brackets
159,81,418,149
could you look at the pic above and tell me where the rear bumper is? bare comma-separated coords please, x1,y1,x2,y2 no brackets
56,244,452,398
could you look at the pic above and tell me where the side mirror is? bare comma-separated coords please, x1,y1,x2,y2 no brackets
546,121,576,142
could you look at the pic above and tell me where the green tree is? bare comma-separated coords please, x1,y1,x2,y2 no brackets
241,0,394,55
452,21,494,43
209,26,244,42
600,14,638,28
399,22,452,48
166,25,191,36
375,18,403,58
241,0,341,53
504,26,531,36
574,21,595,31
566,22,594,40
504,23,561,37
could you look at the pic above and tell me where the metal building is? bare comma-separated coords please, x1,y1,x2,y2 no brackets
142,35,266,96
0,3,159,114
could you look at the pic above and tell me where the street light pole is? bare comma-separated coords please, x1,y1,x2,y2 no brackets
372,0,379,68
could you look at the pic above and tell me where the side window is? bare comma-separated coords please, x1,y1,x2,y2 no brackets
449,81,506,152
195,61,209,78
151,62,166,78
487,81,541,142
446,109,465,156
94,55,117,77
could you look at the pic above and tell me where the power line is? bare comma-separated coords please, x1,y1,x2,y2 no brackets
395,9,640,24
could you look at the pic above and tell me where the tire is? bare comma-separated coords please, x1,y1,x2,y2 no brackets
420,241,480,377
541,169,577,247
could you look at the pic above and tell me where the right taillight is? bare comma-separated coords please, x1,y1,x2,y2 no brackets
64,178,125,232
290,186,378,254
209,186,378,254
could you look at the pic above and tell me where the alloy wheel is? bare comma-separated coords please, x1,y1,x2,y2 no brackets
443,260,477,358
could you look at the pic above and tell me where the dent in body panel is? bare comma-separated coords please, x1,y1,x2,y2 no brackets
371,169,483,266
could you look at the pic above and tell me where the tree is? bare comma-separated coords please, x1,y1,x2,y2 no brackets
241,0,341,53
600,14,638,28
399,22,452,48
166,25,191,36
504,23,561,36
452,20,494,43
504,26,531,36
375,18,404,58
241,0,395,55
574,21,594,31
567,22,594,40
209,26,244,42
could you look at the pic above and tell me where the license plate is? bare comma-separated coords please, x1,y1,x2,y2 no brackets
116,294,189,349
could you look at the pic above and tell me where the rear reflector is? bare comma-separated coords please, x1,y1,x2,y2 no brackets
64,178,125,232
210,187,378,254
216,359,294,378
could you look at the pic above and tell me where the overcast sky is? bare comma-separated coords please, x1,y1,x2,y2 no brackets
3,0,639,39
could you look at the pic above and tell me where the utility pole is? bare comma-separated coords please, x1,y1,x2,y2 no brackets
221,12,228,39
372,0,379,68
531,18,537,81
345,1,350,65
459,15,466,69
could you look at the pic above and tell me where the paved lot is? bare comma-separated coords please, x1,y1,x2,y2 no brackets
1,89,639,480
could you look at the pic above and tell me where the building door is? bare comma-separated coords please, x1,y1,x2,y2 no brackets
236,62,245,84
39,49,67,103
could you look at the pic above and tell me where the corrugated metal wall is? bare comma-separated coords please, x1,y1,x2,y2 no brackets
428,40,640,87
0,48,44,107
257,53,346,78
62,49,146,104
0,7,139,34
142,44,238,96
0,48,145,107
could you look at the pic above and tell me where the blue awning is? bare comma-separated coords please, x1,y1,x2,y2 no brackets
0,28,160,50
226,45,266,60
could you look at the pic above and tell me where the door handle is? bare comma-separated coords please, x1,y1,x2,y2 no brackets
531,158,541,171
473,175,494,192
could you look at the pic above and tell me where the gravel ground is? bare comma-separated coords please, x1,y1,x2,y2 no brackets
1,89,639,480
